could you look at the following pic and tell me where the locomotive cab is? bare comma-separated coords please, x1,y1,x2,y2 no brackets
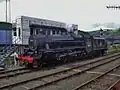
92,37,108,56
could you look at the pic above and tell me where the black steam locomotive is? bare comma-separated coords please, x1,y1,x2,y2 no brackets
18,30,107,68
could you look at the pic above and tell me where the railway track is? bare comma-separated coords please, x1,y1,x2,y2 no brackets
0,68,33,79
0,52,120,90
0,52,119,80
107,79,120,90
73,63,120,90
38,55,120,90
26,55,120,90
105,67,120,90
0,67,26,74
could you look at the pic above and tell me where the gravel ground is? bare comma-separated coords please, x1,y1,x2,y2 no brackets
33,58,120,90
87,58,120,73
10,70,78,90
38,73,98,90
79,75,120,90
0,66,68,87
109,66,120,75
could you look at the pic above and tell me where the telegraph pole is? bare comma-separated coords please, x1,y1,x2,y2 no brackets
0,0,11,22
6,0,7,22
8,0,11,23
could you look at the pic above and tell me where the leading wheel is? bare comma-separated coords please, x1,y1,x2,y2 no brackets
32,59,38,68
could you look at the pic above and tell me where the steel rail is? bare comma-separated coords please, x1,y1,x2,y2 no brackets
73,61,120,90
27,56,120,90
0,67,26,74
0,69,32,79
107,79,120,90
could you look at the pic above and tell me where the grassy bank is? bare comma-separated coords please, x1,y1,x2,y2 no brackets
4,57,15,67
108,44,120,54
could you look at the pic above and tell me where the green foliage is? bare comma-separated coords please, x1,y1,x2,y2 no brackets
114,28,120,36
117,28,120,32
108,44,120,54
89,28,120,36
4,56,14,67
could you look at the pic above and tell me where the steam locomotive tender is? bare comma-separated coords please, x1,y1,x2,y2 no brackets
18,31,107,68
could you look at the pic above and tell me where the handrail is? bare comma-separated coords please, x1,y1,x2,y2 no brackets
0,37,20,56
0,37,19,52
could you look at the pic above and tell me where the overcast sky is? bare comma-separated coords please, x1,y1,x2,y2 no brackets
0,0,120,30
